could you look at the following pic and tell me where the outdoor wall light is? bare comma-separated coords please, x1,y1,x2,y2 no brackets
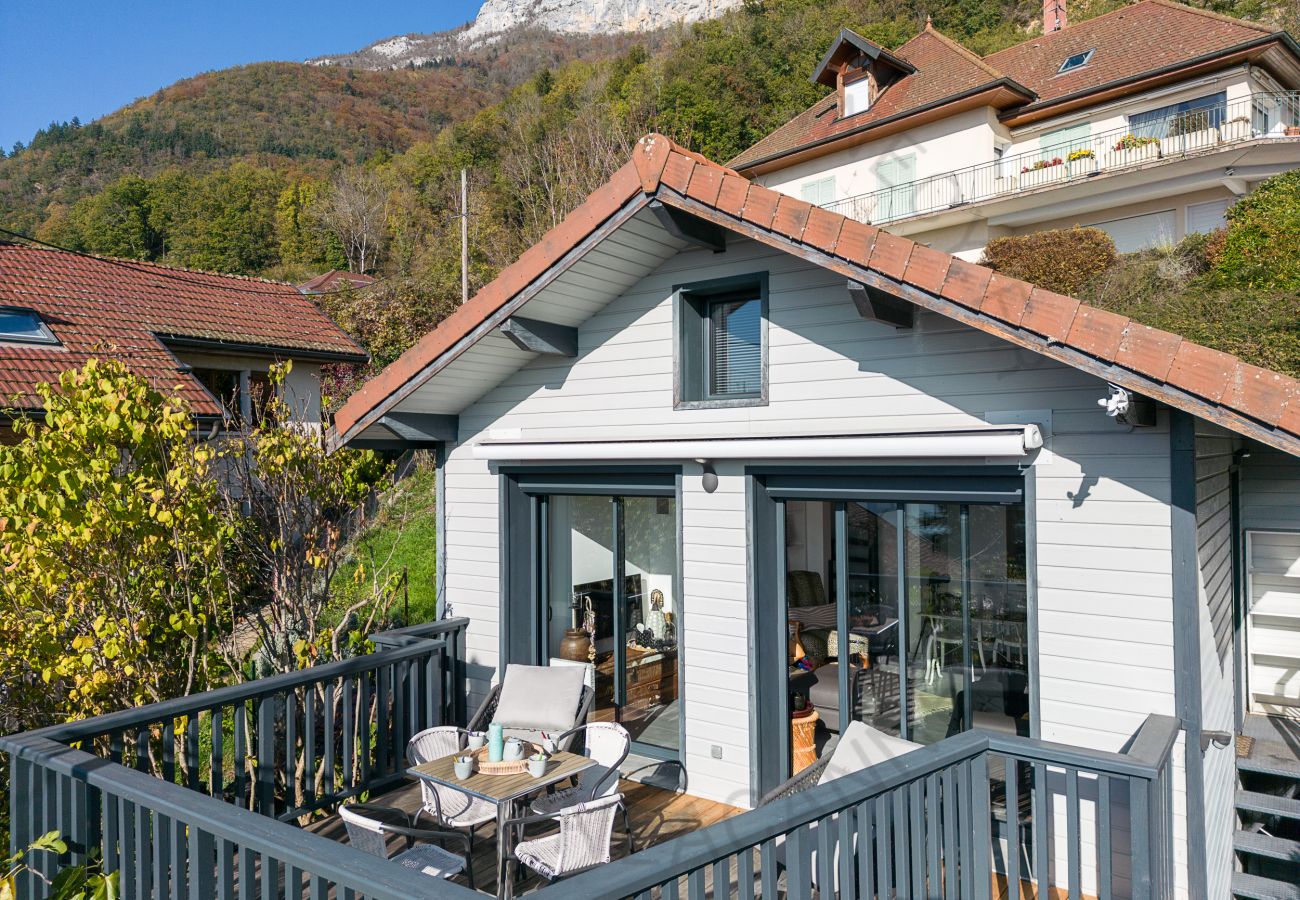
700,461,719,494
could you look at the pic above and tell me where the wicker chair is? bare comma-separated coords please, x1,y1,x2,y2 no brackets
530,722,634,852
467,681,595,750
406,726,497,850
505,793,623,885
757,736,839,807
338,803,474,889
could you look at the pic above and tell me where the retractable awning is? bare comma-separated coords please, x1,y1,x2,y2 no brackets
471,426,1043,462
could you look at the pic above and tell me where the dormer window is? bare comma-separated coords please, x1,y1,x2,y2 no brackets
1057,49,1094,74
0,307,58,346
812,29,918,121
843,76,872,116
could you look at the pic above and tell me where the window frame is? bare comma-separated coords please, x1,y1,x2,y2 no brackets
0,306,59,346
673,272,769,410
1056,48,1094,75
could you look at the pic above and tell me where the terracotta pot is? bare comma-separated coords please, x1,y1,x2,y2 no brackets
559,627,592,662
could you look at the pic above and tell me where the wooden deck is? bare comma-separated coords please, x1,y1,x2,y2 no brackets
307,777,743,896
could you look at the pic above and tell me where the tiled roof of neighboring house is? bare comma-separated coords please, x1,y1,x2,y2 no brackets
729,26,1028,170
986,0,1275,106
334,134,1300,458
0,243,367,416
731,0,1291,171
297,270,377,294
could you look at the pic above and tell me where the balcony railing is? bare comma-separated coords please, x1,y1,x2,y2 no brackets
3,617,475,899
824,91,1300,227
4,614,1181,899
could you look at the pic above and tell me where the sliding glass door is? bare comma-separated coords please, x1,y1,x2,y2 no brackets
527,488,681,755
756,471,1031,787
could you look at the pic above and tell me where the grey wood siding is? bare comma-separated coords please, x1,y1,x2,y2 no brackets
439,235,1188,892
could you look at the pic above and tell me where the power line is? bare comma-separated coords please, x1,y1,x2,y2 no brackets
0,226,384,298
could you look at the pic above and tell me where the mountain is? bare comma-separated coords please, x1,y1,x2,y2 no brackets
0,31,634,233
461,0,744,44
306,0,737,70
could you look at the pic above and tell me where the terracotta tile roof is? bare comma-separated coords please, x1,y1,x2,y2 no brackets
0,243,367,415
731,0,1285,171
730,27,1024,170
986,0,1274,105
332,134,1300,458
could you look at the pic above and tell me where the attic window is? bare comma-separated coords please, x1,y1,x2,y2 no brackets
0,307,58,346
843,76,872,116
1057,49,1094,74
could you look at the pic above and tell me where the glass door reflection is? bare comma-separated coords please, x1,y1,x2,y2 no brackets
543,494,680,754
781,494,1029,776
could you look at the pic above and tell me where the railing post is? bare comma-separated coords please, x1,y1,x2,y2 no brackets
970,752,992,899
1131,775,1151,900
255,695,277,819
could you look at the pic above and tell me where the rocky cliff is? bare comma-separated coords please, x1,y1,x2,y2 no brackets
308,0,740,67
462,0,742,43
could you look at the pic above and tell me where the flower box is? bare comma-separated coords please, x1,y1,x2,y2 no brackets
1105,142,1160,168
1020,164,1067,188
1220,118,1251,142
1166,126,1218,155
1068,157,1099,177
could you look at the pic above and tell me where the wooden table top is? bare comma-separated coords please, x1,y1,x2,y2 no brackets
408,750,596,805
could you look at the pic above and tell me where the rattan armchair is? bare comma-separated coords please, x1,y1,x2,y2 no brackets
504,793,624,885
339,803,474,890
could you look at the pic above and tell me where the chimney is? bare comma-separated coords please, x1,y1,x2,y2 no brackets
1043,0,1067,33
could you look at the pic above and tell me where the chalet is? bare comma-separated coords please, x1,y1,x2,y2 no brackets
325,133,1300,899
733,0,1300,258
0,242,367,438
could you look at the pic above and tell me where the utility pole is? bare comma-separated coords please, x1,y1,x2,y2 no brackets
460,168,469,305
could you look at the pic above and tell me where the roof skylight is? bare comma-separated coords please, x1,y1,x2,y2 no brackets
1057,49,1095,74
0,307,58,345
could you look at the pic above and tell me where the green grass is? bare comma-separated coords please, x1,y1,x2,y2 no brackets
331,456,439,628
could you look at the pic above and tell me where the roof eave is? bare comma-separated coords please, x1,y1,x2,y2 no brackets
157,334,370,365
732,79,1035,175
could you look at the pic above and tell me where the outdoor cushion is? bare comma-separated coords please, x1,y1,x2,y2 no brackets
818,720,922,786
492,664,586,734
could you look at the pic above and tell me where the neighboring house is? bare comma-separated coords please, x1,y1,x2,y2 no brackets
333,135,1300,899
731,0,1300,258
0,243,367,440
297,270,376,294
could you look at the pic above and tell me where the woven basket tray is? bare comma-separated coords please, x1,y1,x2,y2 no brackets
472,742,540,775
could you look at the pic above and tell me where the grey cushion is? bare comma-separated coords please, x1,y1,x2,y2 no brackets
492,664,586,734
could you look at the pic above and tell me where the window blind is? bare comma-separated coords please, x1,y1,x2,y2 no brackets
708,297,761,397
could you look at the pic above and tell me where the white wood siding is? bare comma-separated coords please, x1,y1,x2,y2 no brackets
440,237,1184,884
1194,422,1238,900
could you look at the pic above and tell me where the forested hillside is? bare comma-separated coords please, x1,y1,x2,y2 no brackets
3,0,1294,380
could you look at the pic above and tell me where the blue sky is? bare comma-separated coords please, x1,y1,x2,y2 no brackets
0,1,484,152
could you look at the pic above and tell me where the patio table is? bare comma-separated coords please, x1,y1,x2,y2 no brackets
409,750,596,899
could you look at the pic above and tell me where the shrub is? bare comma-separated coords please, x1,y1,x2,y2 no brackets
1210,170,1300,291
980,226,1118,296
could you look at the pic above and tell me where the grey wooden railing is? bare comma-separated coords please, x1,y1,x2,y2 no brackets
2,618,474,899
535,714,1181,900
